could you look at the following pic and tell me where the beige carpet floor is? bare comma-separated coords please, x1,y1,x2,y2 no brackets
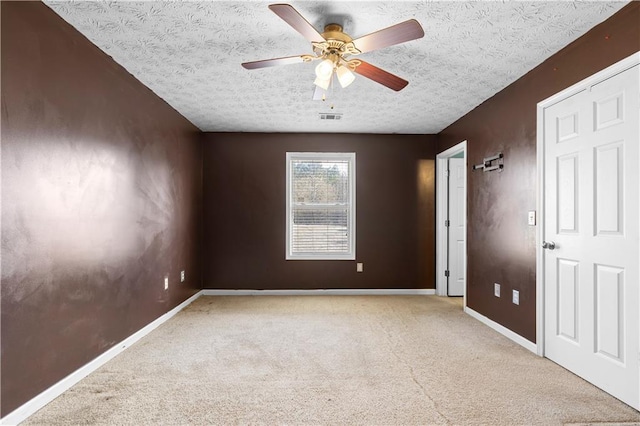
25,296,640,425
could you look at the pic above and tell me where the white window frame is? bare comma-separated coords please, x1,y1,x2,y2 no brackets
286,152,356,260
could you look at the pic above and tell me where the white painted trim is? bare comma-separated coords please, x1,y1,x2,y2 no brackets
435,155,449,296
201,289,436,296
0,291,203,426
435,141,467,304
536,92,546,357
465,306,537,354
535,52,640,360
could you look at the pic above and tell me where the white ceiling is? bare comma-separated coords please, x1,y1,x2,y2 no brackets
44,1,628,134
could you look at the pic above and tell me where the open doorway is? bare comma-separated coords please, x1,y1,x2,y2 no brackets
436,141,467,304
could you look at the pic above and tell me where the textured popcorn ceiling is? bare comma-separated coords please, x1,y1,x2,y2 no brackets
44,1,628,134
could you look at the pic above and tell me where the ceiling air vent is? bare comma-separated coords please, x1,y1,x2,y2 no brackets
319,113,343,120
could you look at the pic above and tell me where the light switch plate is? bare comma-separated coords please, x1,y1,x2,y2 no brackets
528,211,536,226
180,270,185,282
513,290,520,305
356,263,363,272
164,277,169,290
494,283,501,297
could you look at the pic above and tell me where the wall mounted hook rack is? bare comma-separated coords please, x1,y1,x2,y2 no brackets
473,152,503,172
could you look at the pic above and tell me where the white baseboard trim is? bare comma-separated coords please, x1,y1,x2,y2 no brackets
201,288,436,296
1,291,203,426
464,306,537,354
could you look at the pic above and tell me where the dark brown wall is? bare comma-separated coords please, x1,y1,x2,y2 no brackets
202,133,436,290
1,2,203,416
438,2,640,343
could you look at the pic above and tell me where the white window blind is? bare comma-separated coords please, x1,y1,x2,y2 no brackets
286,152,355,260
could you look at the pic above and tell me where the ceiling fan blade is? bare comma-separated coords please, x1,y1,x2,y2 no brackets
352,19,424,54
268,4,325,43
242,55,307,70
353,60,408,91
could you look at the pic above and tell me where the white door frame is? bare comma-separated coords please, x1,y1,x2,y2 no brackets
436,141,467,304
536,52,640,360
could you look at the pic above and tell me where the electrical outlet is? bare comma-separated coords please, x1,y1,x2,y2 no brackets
513,290,520,305
528,211,536,226
494,283,501,297
356,263,363,272
164,277,169,290
180,270,185,282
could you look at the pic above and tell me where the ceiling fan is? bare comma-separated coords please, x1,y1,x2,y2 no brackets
241,4,424,98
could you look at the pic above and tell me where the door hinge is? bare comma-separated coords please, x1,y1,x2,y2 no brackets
445,169,450,177
444,270,450,277
445,220,450,227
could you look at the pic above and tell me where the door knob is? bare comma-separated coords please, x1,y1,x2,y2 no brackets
542,241,556,250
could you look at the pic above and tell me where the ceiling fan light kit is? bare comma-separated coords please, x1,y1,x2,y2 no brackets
314,60,355,90
315,57,335,80
336,65,355,88
314,75,331,90
241,3,424,97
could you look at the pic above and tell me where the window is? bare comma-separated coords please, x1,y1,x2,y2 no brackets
286,152,355,260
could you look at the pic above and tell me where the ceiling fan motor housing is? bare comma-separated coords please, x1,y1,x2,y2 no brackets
321,24,351,42
314,24,361,61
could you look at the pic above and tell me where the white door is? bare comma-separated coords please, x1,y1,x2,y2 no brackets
448,158,465,296
543,64,639,408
